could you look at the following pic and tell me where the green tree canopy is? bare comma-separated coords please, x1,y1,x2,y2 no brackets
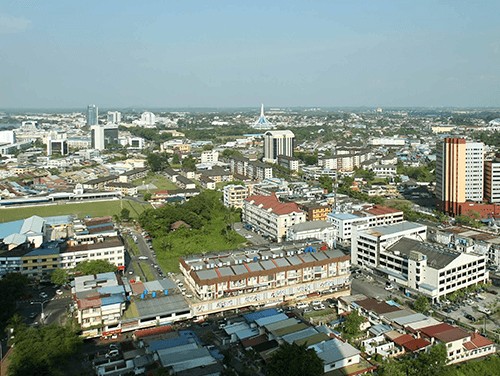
147,152,170,172
341,310,364,340
413,295,430,313
8,323,82,376
74,260,117,275
50,268,69,286
120,207,130,221
0,273,28,333
267,342,323,376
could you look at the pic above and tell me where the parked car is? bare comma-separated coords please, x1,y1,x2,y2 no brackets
296,302,309,309
39,292,48,299
55,289,63,295
464,313,477,322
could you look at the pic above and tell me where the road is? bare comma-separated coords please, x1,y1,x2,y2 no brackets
123,228,164,282
18,285,71,326
233,222,268,245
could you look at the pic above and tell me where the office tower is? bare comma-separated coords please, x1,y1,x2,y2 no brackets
47,137,68,156
484,158,500,203
107,111,122,124
141,111,155,125
436,138,484,215
263,130,295,163
0,130,15,145
91,124,119,150
87,104,98,126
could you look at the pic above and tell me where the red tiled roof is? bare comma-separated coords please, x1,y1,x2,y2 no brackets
241,334,268,349
393,334,414,346
364,205,402,216
77,297,101,310
419,323,453,337
130,281,145,295
468,332,494,348
245,194,303,215
134,325,173,338
403,338,431,352
463,341,475,351
356,297,401,314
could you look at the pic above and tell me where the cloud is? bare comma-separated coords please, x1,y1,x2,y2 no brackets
0,14,31,34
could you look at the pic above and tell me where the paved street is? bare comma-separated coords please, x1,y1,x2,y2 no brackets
233,222,268,245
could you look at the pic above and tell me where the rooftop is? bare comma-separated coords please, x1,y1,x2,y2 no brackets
245,194,303,216
364,221,426,237
386,237,461,269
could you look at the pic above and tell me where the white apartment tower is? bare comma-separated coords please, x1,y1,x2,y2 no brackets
263,130,295,163
465,141,484,202
107,111,122,124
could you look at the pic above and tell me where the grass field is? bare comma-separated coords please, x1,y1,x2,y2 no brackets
133,173,177,191
154,216,246,272
0,199,149,223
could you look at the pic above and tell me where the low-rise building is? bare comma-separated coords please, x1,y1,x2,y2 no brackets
286,221,336,248
73,272,127,331
223,184,249,208
243,194,306,242
327,205,404,246
180,240,350,316
61,236,125,270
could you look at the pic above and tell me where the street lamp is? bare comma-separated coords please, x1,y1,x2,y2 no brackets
31,300,49,323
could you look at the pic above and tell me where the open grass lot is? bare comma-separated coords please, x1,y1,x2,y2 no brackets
0,199,149,223
133,173,177,191
154,216,246,272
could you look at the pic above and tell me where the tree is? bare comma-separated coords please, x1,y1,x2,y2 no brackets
74,260,116,275
50,268,69,286
341,310,364,340
416,343,447,376
0,273,28,333
143,192,152,201
147,152,169,172
318,175,334,193
267,342,323,376
120,207,130,221
181,155,197,170
413,295,430,313
8,323,82,376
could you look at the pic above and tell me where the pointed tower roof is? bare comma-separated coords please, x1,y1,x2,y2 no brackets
252,104,275,130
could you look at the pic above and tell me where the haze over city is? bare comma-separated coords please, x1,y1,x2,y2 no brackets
1,0,500,109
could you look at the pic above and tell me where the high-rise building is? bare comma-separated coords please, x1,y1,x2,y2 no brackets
47,137,68,156
436,138,484,216
140,111,155,126
484,158,500,204
107,111,122,124
91,124,119,150
263,130,295,163
87,105,98,126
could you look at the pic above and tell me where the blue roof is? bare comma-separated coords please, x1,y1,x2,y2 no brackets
255,313,289,327
0,220,23,240
244,308,279,323
26,247,60,256
98,285,125,295
147,337,192,352
101,294,125,306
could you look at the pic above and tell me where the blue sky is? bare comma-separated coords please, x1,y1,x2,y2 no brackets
1,1,499,108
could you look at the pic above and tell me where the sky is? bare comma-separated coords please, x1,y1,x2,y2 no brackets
1,0,499,109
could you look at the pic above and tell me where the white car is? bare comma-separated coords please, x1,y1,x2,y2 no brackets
384,285,394,291
313,304,325,311
311,300,322,306
138,256,148,260
296,302,309,309
55,289,63,295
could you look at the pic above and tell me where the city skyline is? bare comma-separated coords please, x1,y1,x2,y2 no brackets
1,1,499,108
